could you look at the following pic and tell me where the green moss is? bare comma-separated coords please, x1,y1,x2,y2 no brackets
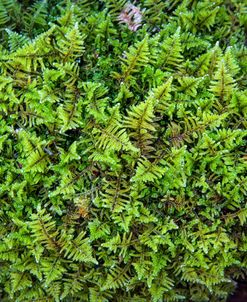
0,0,246,301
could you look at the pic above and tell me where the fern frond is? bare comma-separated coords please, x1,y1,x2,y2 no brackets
5,25,57,73
149,77,173,113
29,208,60,251
101,173,130,212
113,36,149,82
59,230,97,263
224,47,240,76
94,106,137,153
149,273,174,301
57,23,85,60
46,281,62,301
0,0,18,26
57,85,83,132
193,52,211,76
41,257,66,286
157,27,183,71
210,60,236,101
61,273,85,300
132,157,166,183
102,264,131,290
23,0,48,37
88,219,111,241
24,148,48,173
125,99,156,156
82,81,109,122
10,271,32,293
177,76,202,98
101,232,132,259
6,29,30,52
101,0,128,19
197,5,219,30
143,0,168,28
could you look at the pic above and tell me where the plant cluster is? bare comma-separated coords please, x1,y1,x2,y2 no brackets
0,0,246,301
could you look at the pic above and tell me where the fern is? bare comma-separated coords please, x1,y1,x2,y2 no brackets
125,99,156,156
157,27,183,71
101,232,132,259
132,157,166,183
101,173,131,212
59,230,97,263
210,60,236,101
0,1,246,301
61,274,85,300
223,47,240,76
177,76,202,98
82,81,109,122
29,208,60,251
41,256,66,286
23,0,49,37
94,105,137,153
102,264,131,290
57,23,85,60
113,36,150,82
101,0,128,19
57,85,83,132
6,29,30,52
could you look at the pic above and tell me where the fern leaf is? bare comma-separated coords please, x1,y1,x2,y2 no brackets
210,60,236,101
177,76,202,98
101,173,130,212
132,157,166,183
6,29,30,52
61,274,85,300
41,257,66,286
224,47,240,76
157,27,183,71
59,230,97,263
82,81,109,122
29,208,60,251
24,0,48,37
113,36,149,82
125,99,156,155
95,106,137,152
57,23,85,60
149,77,173,112
102,264,130,290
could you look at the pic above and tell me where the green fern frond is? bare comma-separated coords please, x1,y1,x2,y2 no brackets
223,47,240,76
29,208,60,251
41,257,66,286
102,264,131,290
113,36,150,82
157,27,183,71
94,106,137,153
101,232,132,259
57,23,85,60
125,99,156,156
132,157,166,183
149,77,173,112
210,60,236,101
82,81,109,122
101,173,130,212
61,274,85,300
6,29,30,52
59,230,97,263
101,0,128,19
0,0,18,27
57,85,83,132
23,0,48,37
177,76,202,98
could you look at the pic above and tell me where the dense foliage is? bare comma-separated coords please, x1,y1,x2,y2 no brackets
0,0,247,301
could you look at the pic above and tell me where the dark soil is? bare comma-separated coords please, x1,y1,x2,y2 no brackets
227,282,247,302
